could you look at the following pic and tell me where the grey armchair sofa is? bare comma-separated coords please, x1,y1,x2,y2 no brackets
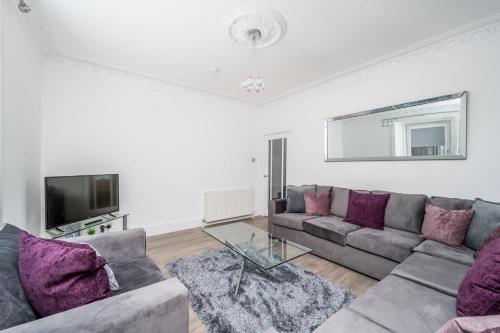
269,186,478,333
0,224,189,333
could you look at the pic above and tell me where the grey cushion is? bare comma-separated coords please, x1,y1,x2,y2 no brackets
286,185,316,213
0,224,36,330
392,253,470,297
350,275,457,333
109,256,166,296
330,187,370,217
0,224,37,330
428,196,474,210
373,191,427,233
465,198,500,250
347,227,423,262
413,239,475,266
314,309,390,333
303,216,361,245
330,187,350,217
272,213,317,231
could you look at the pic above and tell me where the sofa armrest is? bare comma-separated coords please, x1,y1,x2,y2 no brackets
268,198,287,234
2,278,189,333
268,198,287,216
68,228,146,262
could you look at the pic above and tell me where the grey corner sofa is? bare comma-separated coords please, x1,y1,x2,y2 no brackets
269,186,478,333
0,223,189,333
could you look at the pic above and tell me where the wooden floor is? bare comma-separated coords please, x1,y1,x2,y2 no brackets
147,216,377,333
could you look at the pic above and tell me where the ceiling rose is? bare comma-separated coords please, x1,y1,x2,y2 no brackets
226,7,287,49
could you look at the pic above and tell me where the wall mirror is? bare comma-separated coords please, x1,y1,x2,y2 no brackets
324,92,467,161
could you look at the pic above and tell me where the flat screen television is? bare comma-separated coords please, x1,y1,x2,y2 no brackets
45,174,119,230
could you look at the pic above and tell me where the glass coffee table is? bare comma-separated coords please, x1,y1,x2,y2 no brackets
203,222,311,295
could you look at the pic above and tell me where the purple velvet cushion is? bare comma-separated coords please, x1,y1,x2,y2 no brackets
343,191,390,230
475,227,500,259
457,236,500,317
421,203,474,247
18,231,111,317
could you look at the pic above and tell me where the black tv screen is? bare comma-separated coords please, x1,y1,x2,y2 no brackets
45,174,119,229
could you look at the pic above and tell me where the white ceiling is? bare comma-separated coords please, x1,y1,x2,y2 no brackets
33,0,500,104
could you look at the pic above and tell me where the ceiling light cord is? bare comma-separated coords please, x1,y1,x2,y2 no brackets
240,29,265,93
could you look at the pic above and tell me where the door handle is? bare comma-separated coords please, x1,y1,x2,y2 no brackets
263,175,268,178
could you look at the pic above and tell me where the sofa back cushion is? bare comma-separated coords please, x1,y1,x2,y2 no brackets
19,231,112,317
373,191,427,233
0,224,37,330
316,185,333,194
428,196,474,211
465,199,500,250
286,185,317,213
330,187,370,217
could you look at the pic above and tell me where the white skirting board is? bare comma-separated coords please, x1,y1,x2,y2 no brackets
142,219,203,236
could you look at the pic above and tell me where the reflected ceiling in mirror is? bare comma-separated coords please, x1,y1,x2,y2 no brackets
324,92,467,161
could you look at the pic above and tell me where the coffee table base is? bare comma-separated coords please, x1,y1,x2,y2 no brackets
232,258,278,296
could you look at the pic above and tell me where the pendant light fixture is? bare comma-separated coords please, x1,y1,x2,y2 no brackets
240,29,265,93
226,7,287,94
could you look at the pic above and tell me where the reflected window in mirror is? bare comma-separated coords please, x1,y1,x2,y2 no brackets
324,92,467,161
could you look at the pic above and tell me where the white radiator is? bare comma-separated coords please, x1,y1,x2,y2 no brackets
203,189,254,224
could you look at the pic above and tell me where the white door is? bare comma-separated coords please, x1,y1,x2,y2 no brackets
260,135,287,216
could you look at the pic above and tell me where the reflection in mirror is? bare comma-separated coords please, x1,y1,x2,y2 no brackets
324,92,467,161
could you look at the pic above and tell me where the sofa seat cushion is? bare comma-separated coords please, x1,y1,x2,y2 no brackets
347,227,423,262
349,275,457,333
0,224,37,330
109,256,165,296
272,213,317,231
314,308,390,333
304,216,362,245
413,239,474,266
392,253,470,297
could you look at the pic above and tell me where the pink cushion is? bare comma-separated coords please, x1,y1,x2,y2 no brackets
304,191,330,216
343,191,390,230
457,236,500,317
421,203,474,247
436,315,500,333
18,231,111,317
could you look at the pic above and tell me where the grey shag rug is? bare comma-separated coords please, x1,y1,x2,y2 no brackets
167,248,355,333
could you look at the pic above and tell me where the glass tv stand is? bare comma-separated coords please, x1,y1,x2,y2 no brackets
45,213,129,239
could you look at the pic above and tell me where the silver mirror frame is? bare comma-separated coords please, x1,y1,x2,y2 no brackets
324,91,468,162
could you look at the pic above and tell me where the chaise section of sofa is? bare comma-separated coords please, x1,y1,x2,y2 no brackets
306,192,479,333
0,225,189,333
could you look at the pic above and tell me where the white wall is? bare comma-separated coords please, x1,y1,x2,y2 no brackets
1,1,43,233
41,61,258,234
257,37,500,211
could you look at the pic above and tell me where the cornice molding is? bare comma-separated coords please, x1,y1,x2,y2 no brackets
263,17,500,105
47,53,259,107
14,2,500,106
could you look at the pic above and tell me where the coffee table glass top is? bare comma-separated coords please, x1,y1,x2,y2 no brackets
203,222,311,270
